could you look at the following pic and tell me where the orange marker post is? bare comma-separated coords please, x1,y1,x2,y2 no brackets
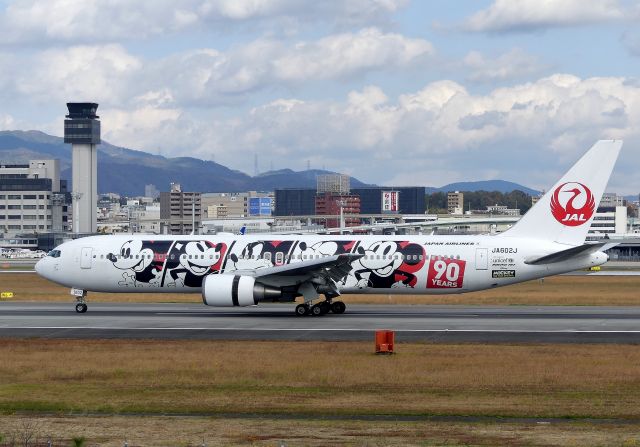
375,330,395,354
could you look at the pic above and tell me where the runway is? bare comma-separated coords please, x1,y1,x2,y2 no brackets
1,302,640,343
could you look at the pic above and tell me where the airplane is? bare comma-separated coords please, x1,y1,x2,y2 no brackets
36,140,622,315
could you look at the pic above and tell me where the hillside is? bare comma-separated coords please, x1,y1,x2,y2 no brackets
0,131,369,195
0,130,538,196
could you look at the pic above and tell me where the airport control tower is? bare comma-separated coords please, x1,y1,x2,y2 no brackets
64,103,100,233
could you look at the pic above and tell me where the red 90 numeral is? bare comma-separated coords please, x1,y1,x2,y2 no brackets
427,258,466,289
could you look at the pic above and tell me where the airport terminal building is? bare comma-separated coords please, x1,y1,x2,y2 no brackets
0,160,69,240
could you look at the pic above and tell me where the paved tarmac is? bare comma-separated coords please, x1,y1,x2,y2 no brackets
1,302,640,343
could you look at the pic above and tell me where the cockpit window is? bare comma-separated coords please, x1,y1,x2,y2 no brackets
48,249,61,258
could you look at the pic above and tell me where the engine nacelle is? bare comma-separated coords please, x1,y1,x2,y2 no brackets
202,274,281,307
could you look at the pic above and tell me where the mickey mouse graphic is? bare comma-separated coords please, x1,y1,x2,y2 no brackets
167,240,227,288
227,241,273,271
349,241,425,289
290,240,355,260
107,240,165,287
393,241,426,288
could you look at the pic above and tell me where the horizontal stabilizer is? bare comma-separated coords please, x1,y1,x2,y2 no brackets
525,242,618,265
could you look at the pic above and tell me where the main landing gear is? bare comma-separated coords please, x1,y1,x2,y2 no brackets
295,300,346,316
72,288,88,313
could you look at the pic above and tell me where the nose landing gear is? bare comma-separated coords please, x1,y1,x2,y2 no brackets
75,302,88,313
71,288,88,313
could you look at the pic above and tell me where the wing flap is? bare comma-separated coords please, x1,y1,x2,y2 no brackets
246,253,363,280
525,242,617,265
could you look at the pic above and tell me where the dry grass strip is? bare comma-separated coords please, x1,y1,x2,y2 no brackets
1,340,640,420
0,415,639,446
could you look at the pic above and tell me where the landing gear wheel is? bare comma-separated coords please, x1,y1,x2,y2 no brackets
319,301,331,315
331,301,346,314
310,304,323,316
75,303,87,314
295,304,309,316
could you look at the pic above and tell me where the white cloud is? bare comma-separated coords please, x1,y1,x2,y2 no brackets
0,30,432,107
5,71,638,191
14,45,142,105
274,28,432,81
150,28,432,104
463,49,548,83
0,0,408,45
101,106,191,155
0,113,16,130
131,74,636,191
463,0,624,33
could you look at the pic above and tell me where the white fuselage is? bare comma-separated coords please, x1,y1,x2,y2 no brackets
35,234,607,295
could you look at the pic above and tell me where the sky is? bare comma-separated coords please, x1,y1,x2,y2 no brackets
0,0,639,193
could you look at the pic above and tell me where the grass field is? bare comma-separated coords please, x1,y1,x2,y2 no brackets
1,415,639,446
2,274,640,445
1,272,640,305
1,340,640,445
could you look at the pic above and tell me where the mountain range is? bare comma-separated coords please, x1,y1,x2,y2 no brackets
0,130,539,196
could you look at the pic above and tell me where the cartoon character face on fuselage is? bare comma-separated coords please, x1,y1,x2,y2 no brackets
108,240,159,287
349,241,425,289
168,240,227,287
228,241,273,271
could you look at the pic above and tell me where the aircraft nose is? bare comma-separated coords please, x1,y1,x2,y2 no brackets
35,257,52,280
35,258,44,275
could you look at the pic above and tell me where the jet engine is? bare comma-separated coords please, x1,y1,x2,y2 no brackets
202,274,281,307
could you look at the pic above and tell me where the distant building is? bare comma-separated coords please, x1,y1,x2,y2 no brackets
484,204,521,216
600,192,624,208
317,174,350,194
248,197,273,217
587,205,627,240
130,204,161,234
531,193,543,206
447,191,464,214
202,191,273,218
275,186,425,216
315,193,360,228
0,160,69,237
274,189,317,216
160,183,201,234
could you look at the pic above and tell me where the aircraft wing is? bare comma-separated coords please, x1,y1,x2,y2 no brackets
233,253,363,295
235,253,361,280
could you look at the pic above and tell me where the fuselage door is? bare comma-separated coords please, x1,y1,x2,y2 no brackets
80,247,93,269
475,248,488,270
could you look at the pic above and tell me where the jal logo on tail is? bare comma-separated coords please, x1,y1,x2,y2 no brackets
550,182,595,226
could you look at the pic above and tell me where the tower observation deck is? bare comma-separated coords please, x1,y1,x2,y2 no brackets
64,102,100,233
